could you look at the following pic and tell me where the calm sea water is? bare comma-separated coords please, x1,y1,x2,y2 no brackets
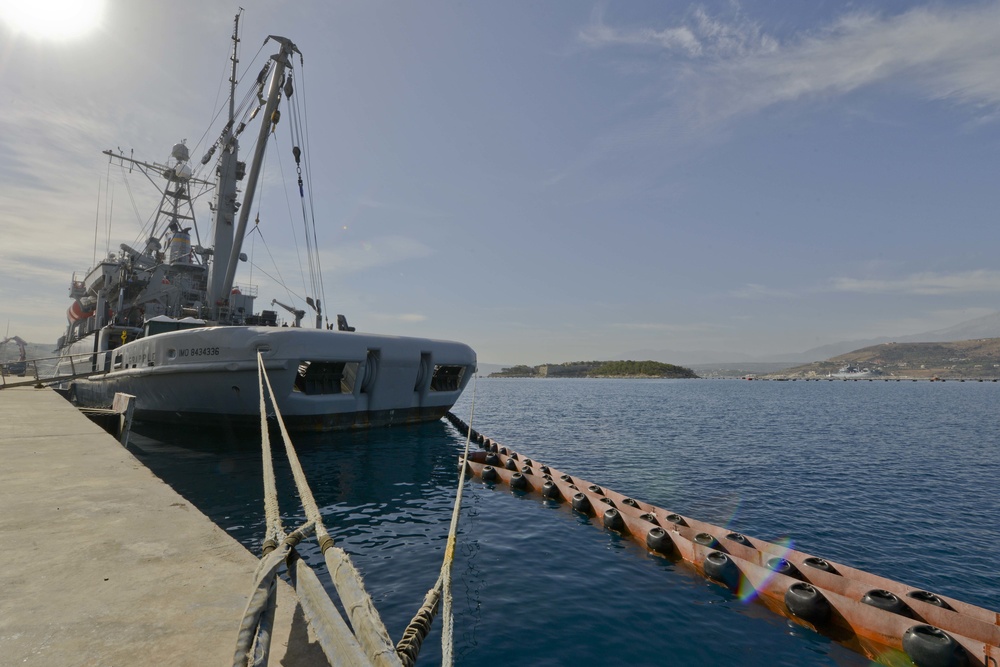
129,378,1000,666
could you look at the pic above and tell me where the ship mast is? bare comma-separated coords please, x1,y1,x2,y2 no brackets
205,13,243,315
215,34,300,319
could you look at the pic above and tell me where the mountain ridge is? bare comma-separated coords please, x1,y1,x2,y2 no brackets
771,337,1000,379
615,311,1000,366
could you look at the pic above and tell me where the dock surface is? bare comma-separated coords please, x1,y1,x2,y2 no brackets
0,387,326,666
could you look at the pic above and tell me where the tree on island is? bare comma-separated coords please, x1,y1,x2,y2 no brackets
590,360,697,378
490,360,697,378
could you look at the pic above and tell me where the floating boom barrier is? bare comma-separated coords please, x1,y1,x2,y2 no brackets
444,412,999,667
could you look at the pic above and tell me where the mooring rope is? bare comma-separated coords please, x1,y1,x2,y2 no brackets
395,375,477,667
238,353,476,666
441,375,476,666
257,357,283,554
232,521,315,667
256,353,330,550
231,358,298,667
255,352,400,667
394,571,443,666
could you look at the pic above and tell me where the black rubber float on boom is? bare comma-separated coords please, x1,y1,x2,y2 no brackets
785,582,832,625
645,526,673,554
445,412,1000,667
571,492,592,514
603,508,625,532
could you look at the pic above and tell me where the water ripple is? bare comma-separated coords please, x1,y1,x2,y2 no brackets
130,378,998,666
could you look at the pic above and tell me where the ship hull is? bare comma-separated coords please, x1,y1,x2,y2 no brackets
60,326,476,432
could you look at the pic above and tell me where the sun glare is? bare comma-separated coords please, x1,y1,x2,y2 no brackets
0,0,103,40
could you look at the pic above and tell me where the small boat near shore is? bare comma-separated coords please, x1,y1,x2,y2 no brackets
829,365,876,379
56,16,475,431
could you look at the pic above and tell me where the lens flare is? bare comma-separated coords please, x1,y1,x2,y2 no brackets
736,536,795,603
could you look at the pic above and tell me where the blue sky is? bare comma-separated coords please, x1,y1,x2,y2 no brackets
1,1,999,365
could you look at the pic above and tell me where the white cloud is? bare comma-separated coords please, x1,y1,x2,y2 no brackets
579,6,777,60
579,4,1000,134
611,321,719,333
730,283,797,299
580,21,702,56
832,270,1000,295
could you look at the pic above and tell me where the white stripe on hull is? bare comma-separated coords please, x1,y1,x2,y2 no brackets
61,326,475,432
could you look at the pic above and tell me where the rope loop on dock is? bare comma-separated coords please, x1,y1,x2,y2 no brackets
242,352,399,667
236,353,477,667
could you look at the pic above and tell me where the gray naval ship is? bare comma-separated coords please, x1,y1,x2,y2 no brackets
57,17,475,431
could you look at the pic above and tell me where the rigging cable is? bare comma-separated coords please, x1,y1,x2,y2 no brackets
247,216,256,294
103,159,113,257
296,62,329,326
191,10,268,181
196,9,240,162
284,88,317,315
106,183,114,258
92,180,101,267
116,163,153,251
245,251,309,305
243,143,302,311
239,145,271,296
269,131,310,310
286,63,328,327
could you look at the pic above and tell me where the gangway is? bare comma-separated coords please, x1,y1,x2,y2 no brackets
0,352,110,390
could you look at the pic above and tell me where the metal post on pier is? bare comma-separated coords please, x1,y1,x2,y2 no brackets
112,393,136,447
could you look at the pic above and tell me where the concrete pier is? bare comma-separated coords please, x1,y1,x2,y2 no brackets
0,387,329,666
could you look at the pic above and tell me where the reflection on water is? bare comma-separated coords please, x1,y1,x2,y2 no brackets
129,419,473,664
125,378,1000,666
129,419,467,540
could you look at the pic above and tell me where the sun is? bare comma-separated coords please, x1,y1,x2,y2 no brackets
0,0,103,40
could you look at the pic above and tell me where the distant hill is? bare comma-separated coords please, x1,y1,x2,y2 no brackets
613,347,762,365
796,312,1000,362
689,362,800,378
474,362,507,376
771,338,1000,379
490,360,698,379
616,311,1000,365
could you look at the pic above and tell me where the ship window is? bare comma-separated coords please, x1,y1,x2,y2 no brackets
430,365,465,392
293,361,359,395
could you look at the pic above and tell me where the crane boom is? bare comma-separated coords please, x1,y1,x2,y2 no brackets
270,299,305,328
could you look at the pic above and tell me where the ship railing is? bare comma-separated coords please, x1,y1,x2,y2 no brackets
0,351,111,390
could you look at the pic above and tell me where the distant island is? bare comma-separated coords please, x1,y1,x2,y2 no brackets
490,360,698,379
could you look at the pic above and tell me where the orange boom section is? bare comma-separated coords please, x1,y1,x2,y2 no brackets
446,412,999,667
